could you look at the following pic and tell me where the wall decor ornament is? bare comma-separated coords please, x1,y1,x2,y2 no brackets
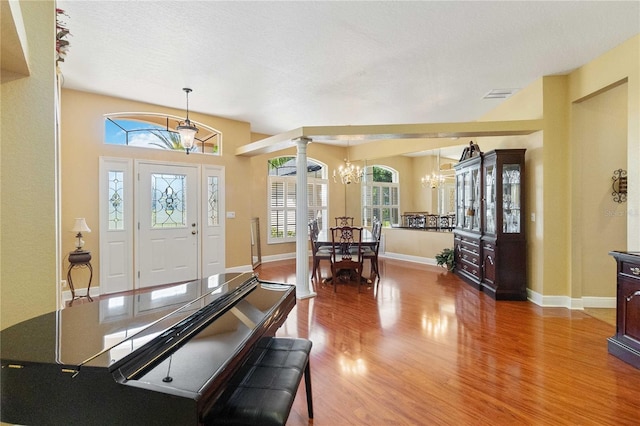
612,169,627,203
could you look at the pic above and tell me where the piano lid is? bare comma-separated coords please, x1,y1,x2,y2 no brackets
0,273,258,369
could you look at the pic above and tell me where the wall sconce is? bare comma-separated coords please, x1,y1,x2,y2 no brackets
71,218,91,251
176,88,198,154
612,169,627,203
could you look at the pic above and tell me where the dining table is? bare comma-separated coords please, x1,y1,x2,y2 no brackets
316,227,376,285
316,228,375,247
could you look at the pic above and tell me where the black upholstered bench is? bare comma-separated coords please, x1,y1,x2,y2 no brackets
204,337,313,426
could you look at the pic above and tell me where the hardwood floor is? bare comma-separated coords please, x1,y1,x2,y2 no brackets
254,258,640,426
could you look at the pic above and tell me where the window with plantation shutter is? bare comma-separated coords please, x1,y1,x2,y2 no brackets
267,157,328,244
362,165,400,227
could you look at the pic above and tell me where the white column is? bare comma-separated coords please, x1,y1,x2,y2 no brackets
295,137,316,299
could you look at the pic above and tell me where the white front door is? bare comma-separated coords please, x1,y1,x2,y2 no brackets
137,163,199,288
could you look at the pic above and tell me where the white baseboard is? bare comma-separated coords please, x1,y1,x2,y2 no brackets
261,253,298,263
581,296,616,308
527,289,616,309
61,286,101,307
226,265,254,273
380,252,437,266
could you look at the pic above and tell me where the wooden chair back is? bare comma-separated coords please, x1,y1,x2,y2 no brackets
335,216,354,226
308,219,330,283
329,226,364,292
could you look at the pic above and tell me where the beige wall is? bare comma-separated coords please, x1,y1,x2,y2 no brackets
1,1,58,329
568,35,639,252
565,36,638,302
60,89,256,289
572,83,628,297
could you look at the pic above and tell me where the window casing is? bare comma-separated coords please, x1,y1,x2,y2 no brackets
267,157,328,244
362,165,400,227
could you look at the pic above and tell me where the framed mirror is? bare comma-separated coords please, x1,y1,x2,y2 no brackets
250,218,261,268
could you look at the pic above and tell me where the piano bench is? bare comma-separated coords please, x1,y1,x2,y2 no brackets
205,337,313,426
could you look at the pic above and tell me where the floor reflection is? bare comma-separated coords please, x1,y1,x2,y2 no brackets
255,258,639,425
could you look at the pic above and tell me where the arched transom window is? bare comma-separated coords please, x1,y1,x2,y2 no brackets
104,113,222,155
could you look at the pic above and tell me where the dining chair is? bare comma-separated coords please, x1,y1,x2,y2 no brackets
362,219,382,281
335,216,354,226
426,214,439,230
329,226,364,292
308,220,331,283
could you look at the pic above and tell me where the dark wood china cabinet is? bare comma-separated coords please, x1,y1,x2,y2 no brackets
608,251,640,369
454,149,527,300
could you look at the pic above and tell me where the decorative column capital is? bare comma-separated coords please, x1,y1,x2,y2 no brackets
293,136,312,146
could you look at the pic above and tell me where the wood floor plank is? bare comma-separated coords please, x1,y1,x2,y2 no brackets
254,258,640,425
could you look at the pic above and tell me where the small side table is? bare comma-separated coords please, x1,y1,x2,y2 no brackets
67,250,93,305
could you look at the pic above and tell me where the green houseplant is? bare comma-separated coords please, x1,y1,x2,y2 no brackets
435,248,455,272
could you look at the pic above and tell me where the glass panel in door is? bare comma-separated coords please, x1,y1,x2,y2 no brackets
456,174,465,228
503,164,521,233
470,168,481,231
484,164,496,235
138,164,198,288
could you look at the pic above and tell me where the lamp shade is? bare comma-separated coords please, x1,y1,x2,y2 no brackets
177,123,198,150
71,218,91,233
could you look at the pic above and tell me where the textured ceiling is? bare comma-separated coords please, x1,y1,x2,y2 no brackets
57,1,639,141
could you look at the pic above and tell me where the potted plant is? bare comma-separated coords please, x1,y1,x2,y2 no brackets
435,248,455,272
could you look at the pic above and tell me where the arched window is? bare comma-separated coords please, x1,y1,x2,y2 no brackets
362,165,400,227
104,113,221,155
267,157,328,243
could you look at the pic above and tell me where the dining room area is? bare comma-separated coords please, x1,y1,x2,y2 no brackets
308,217,382,293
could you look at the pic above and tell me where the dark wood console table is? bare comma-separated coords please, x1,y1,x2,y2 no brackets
608,251,640,369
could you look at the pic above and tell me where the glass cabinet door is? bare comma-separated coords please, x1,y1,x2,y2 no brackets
463,171,472,229
470,168,481,231
484,164,496,234
456,173,465,228
502,164,521,233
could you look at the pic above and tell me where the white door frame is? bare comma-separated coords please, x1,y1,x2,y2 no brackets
99,157,226,294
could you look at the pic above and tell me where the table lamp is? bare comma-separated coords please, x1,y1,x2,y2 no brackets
71,218,91,251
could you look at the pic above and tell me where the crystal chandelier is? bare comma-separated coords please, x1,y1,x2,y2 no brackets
333,139,363,184
333,159,363,185
421,172,446,189
421,149,445,189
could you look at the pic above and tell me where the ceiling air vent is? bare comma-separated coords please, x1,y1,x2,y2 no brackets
483,88,519,99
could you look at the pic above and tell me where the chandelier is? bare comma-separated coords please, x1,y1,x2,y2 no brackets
333,139,363,184
333,159,363,185
421,149,447,189
421,172,446,189
176,88,198,154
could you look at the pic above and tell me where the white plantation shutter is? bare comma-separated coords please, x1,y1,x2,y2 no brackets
267,158,328,243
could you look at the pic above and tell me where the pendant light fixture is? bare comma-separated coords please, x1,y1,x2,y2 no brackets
421,149,445,189
176,88,198,154
333,139,363,185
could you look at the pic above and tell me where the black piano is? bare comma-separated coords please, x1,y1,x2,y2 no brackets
1,272,296,425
